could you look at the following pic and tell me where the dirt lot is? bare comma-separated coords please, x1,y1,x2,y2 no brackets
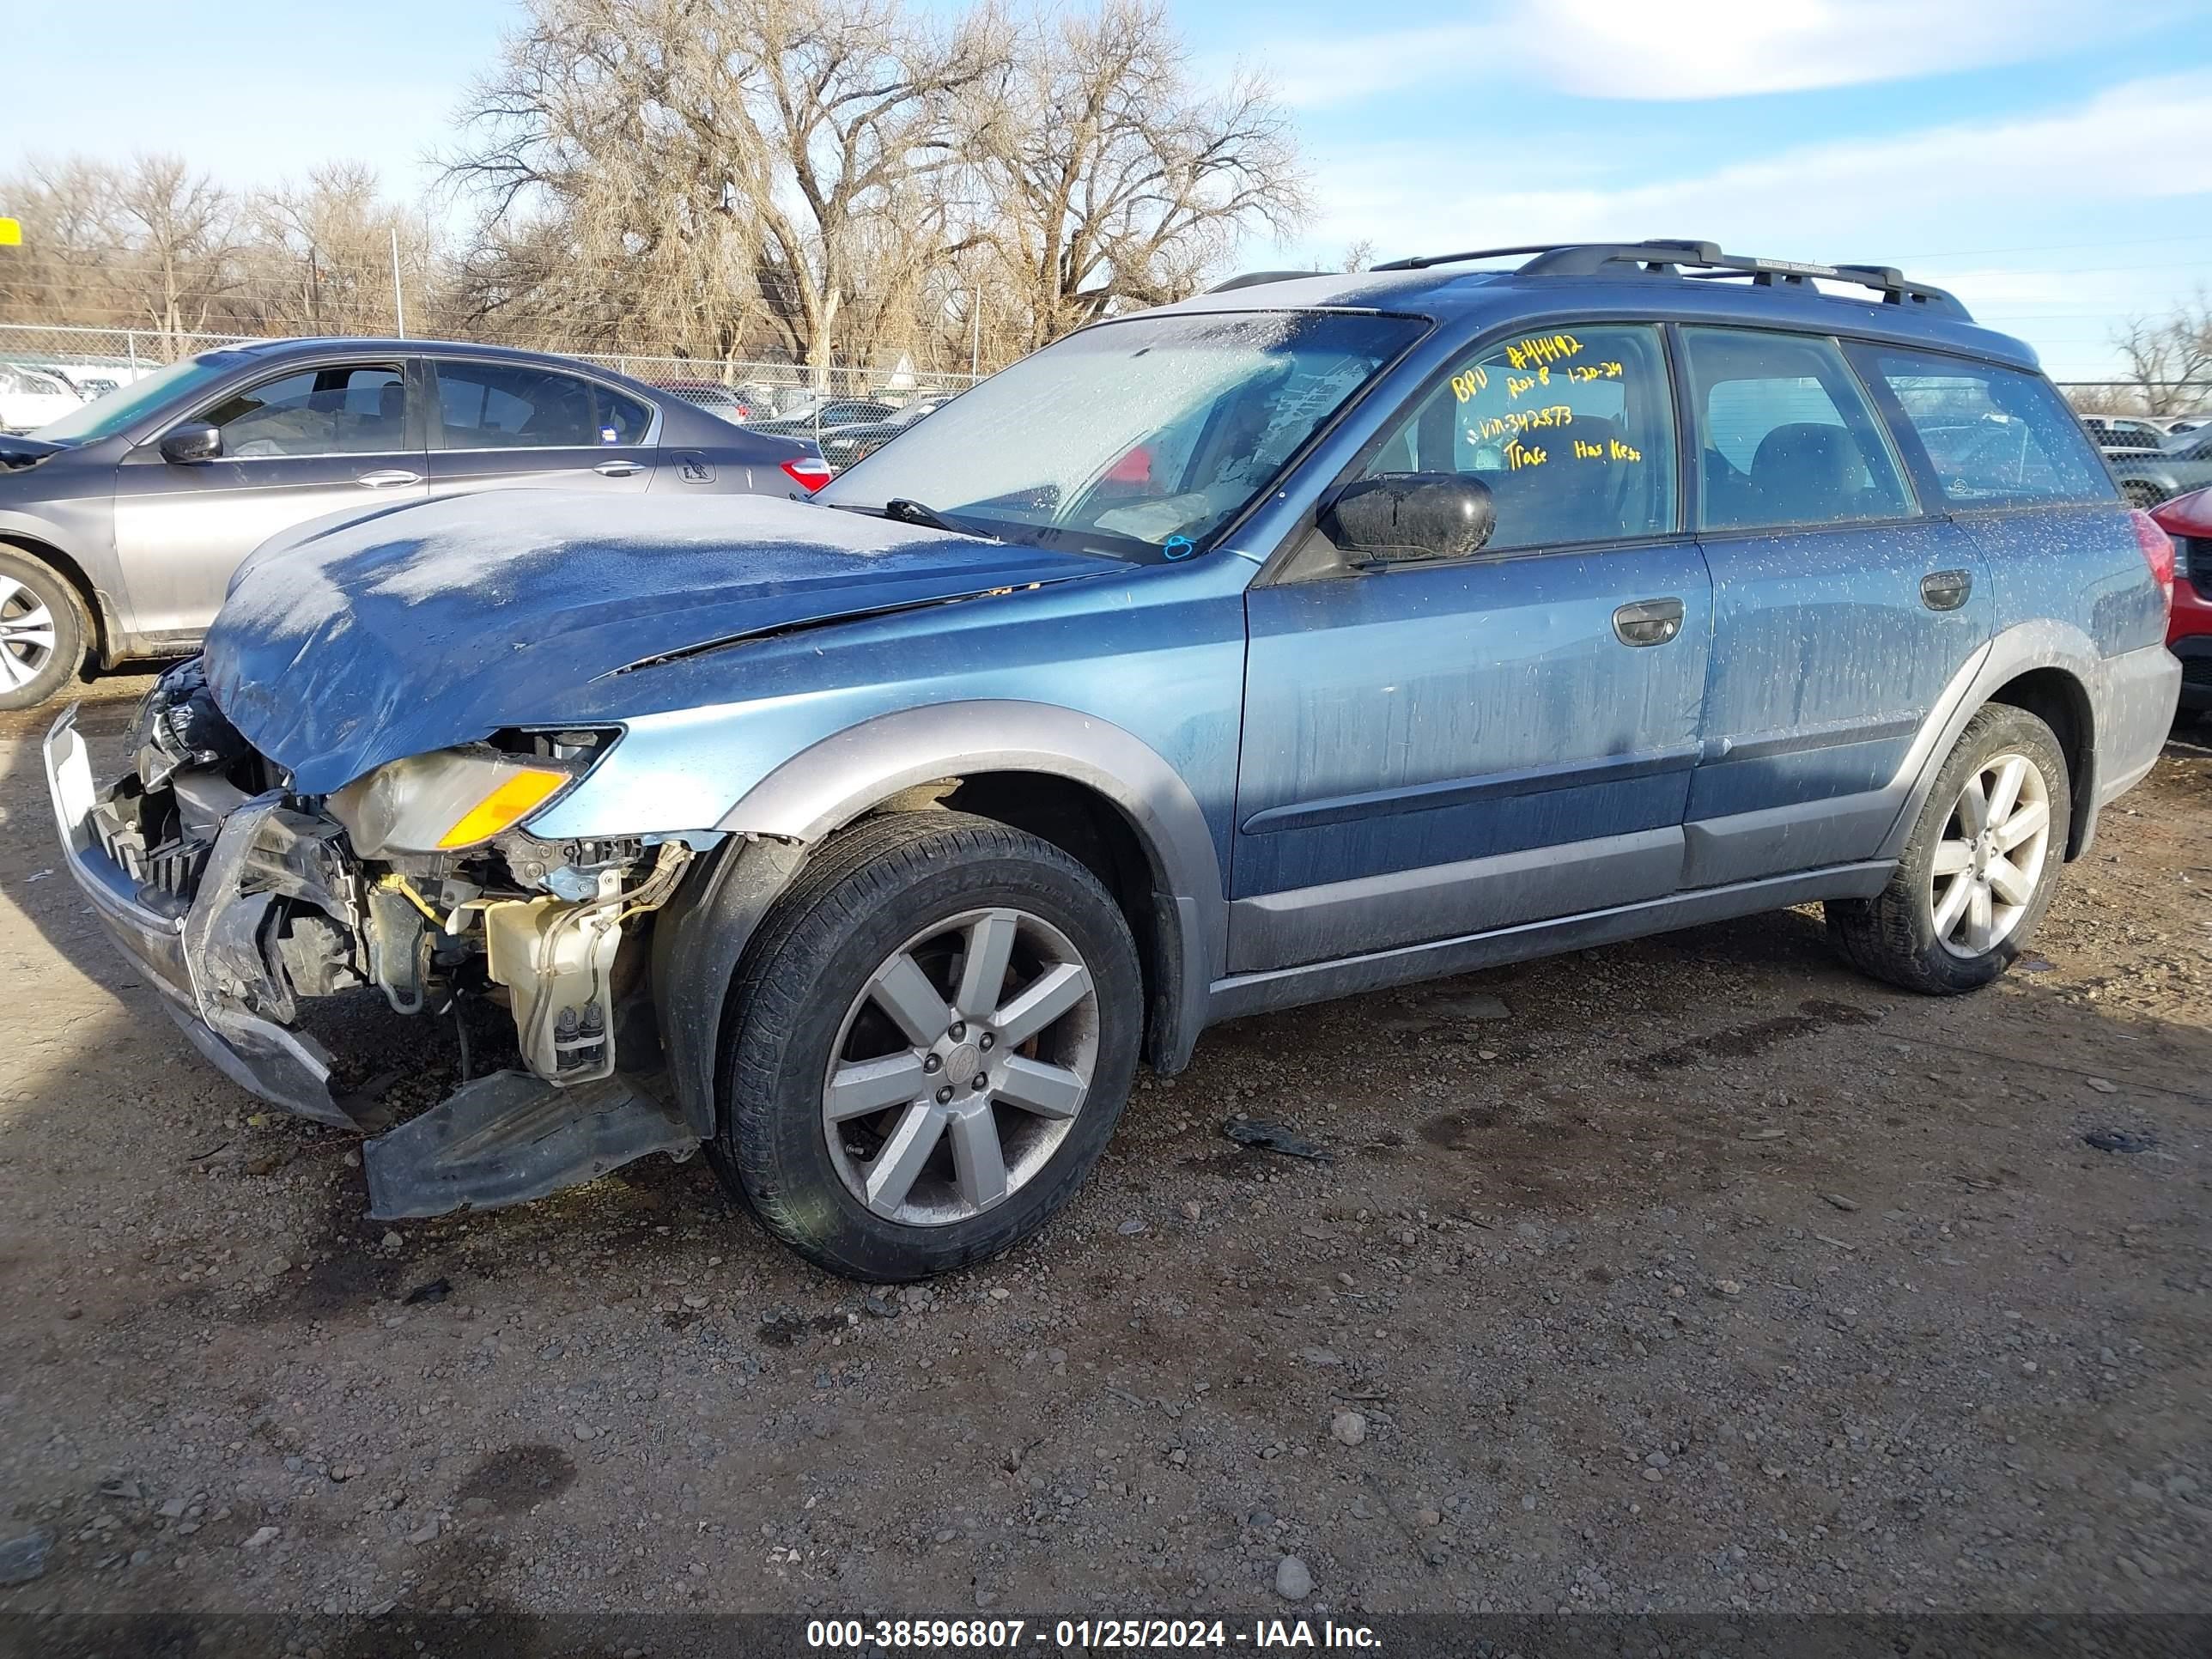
0,674,2207,1650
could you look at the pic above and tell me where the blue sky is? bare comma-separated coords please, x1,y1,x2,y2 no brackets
6,0,2210,380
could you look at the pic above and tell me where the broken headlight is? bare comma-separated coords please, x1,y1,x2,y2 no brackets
131,657,248,790
327,731,614,858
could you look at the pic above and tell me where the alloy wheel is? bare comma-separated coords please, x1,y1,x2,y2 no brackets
0,574,58,693
1930,751,2052,958
823,907,1099,1225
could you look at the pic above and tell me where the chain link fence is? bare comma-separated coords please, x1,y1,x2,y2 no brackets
0,322,981,457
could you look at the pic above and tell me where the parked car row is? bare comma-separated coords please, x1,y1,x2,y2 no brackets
0,363,84,433
2109,429,2212,508
651,379,962,466
2083,413,2212,454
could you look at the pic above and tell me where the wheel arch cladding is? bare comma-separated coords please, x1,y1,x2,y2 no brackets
0,533,106,667
1984,666,2094,859
936,770,1169,1062
653,702,1225,1137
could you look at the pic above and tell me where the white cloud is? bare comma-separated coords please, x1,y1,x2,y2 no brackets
1292,72,2212,375
1266,0,2178,107
1308,73,2212,259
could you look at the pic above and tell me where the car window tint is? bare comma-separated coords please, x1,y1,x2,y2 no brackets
435,362,606,449
197,365,406,459
1860,348,2111,507
1360,324,1677,551
599,387,653,444
1681,328,1911,532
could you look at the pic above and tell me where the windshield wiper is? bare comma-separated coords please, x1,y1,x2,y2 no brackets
883,497,994,538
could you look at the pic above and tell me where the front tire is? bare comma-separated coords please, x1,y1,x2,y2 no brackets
0,550,86,711
714,811,1143,1281
1826,704,2069,994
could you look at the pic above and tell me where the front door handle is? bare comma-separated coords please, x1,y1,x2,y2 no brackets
593,459,643,477
1921,568,1972,611
356,469,422,488
1613,597,1685,647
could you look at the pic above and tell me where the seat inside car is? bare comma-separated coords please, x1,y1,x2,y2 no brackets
1749,421,1866,524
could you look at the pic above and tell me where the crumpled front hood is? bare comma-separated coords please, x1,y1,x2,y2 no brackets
204,490,1116,794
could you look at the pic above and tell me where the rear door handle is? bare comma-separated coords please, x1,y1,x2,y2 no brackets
593,459,643,477
1613,597,1685,647
1921,568,1972,611
356,469,422,488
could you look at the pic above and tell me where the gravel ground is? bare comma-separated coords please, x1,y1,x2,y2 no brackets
0,674,2206,1647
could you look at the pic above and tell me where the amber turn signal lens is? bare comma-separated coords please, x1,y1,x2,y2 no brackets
436,768,571,848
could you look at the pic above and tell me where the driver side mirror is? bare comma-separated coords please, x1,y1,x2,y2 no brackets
160,422,222,465
1322,473,1495,567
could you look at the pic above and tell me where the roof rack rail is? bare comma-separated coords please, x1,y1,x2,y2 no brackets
1368,239,1970,319
1205,270,1322,294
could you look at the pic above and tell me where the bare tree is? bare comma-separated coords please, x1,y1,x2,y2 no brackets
246,164,434,337
2112,295,2212,416
445,0,1001,372
112,156,243,347
968,0,1304,350
0,157,118,326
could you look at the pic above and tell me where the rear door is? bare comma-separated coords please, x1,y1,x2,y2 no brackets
426,357,656,495
1680,325,1991,885
111,356,426,641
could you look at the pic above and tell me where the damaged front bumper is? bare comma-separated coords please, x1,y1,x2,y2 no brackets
45,702,701,1216
45,704,357,1127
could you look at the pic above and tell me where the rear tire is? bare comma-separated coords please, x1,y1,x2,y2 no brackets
1826,704,2069,994
0,549,86,712
714,811,1143,1281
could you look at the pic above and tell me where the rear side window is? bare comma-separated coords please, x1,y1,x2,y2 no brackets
1861,349,2115,507
1681,327,1912,532
1360,323,1678,551
434,362,648,448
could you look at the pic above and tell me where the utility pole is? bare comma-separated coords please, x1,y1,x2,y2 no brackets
969,286,981,378
390,226,406,338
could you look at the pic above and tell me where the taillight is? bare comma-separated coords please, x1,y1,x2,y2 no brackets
781,457,834,492
2130,507,2175,609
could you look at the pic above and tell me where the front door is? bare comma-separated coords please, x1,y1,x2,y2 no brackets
1232,322,1713,974
1676,325,1993,886
112,358,425,641
426,358,655,496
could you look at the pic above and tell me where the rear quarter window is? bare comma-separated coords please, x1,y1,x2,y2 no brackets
1856,347,2113,508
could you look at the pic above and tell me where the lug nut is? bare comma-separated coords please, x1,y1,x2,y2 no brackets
949,1020,967,1041
978,1033,994,1051
972,1073,988,1091
935,1085,955,1105
923,1054,942,1073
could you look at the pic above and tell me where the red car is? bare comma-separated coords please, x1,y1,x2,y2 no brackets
2160,489,2212,712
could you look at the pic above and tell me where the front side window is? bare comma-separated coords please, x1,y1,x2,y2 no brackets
435,362,638,449
818,310,1425,562
198,364,406,459
1682,327,1912,532
1359,323,1678,551
1860,348,2112,507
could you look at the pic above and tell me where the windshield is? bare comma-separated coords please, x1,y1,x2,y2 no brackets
818,309,1425,562
35,349,256,444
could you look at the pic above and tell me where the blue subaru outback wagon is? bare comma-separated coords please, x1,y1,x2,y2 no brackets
46,239,2180,1279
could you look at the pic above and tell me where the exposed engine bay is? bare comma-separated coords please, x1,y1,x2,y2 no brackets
69,660,714,1217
